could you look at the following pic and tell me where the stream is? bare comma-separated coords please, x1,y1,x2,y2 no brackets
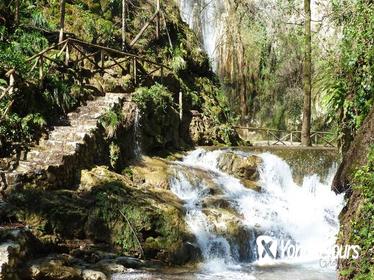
113,148,345,280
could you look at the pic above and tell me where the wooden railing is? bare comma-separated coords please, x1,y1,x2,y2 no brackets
0,69,16,121
25,37,171,88
235,126,337,147
0,37,171,121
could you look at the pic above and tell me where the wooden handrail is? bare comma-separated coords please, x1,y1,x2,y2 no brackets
26,39,69,62
235,126,337,147
235,126,334,135
26,37,171,71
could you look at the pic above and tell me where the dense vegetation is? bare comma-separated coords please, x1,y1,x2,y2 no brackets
320,0,373,151
0,0,236,158
340,146,374,280
0,0,373,279
209,0,373,142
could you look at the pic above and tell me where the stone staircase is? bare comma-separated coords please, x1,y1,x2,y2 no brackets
1,92,131,191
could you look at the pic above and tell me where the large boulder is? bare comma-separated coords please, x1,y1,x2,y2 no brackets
131,157,170,189
24,257,82,280
7,166,199,266
202,207,258,261
217,152,262,183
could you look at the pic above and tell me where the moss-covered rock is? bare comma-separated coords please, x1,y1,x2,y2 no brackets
7,166,199,266
217,152,261,183
131,157,170,189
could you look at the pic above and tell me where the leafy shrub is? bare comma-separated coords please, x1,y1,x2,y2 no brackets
0,29,48,75
99,105,123,138
0,112,46,155
342,146,374,279
41,74,77,116
133,84,174,113
321,0,374,136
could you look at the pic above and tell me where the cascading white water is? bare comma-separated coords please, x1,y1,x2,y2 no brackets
133,107,142,158
179,0,226,69
169,148,345,272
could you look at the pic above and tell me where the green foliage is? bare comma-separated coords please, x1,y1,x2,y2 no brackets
342,146,374,279
133,84,174,113
63,3,117,45
194,77,234,125
109,142,121,169
41,74,77,115
171,45,187,73
0,29,48,74
99,105,123,138
321,0,374,135
31,10,50,29
0,113,46,151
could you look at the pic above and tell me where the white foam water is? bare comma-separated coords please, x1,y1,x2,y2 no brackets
114,148,345,279
179,0,226,69
170,148,344,273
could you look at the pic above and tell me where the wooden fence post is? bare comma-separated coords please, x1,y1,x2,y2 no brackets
39,56,44,89
65,43,70,66
155,0,160,39
122,0,127,50
100,50,105,70
133,57,137,84
9,71,15,96
59,0,66,43
15,0,20,25
179,91,183,121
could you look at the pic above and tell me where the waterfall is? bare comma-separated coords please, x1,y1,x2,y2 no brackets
169,148,345,271
133,107,142,158
179,0,226,69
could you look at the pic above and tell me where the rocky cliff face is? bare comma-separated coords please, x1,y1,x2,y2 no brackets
333,106,374,279
332,106,374,193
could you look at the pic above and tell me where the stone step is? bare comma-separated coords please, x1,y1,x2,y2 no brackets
45,130,89,141
67,111,102,121
3,90,130,190
27,143,78,161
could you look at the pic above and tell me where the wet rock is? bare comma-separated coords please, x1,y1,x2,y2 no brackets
0,228,43,280
82,270,107,280
189,112,213,145
131,157,170,189
25,257,82,280
240,179,261,192
93,259,125,273
114,256,144,269
202,208,256,261
202,196,232,210
0,242,21,278
188,111,241,146
217,152,261,182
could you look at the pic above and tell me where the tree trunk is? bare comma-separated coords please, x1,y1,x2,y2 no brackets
301,0,312,146
122,0,126,50
59,0,66,43
237,38,248,121
155,0,160,39
15,0,20,25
